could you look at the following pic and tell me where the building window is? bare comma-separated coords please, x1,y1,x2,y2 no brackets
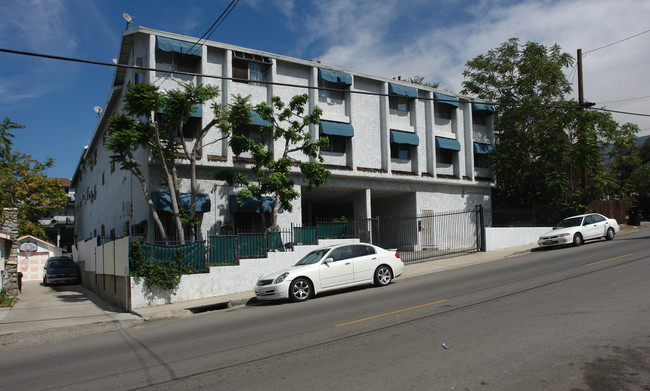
472,110,488,126
156,50,200,74
474,153,490,168
473,142,495,169
389,130,419,161
318,80,346,102
436,137,461,165
321,134,347,153
232,51,272,86
391,143,412,160
155,113,201,140
437,149,455,165
317,68,351,105
234,124,268,146
435,102,454,120
389,96,411,115
182,117,201,139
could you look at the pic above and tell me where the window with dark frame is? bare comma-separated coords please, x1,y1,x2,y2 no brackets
472,110,489,126
234,124,268,146
437,148,455,165
435,102,454,120
391,143,411,160
156,50,200,74
232,51,271,86
318,79,346,102
320,134,347,153
389,95,411,114
474,153,490,168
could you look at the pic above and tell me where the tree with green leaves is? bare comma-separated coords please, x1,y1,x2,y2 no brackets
461,38,636,210
106,83,222,243
217,94,331,231
408,75,440,89
0,117,68,239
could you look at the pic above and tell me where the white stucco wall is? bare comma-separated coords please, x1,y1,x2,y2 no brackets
485,227,551,251
129,238,359,308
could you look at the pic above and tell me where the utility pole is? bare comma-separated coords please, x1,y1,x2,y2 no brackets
577,49,588,194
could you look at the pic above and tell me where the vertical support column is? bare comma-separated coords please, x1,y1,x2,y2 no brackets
309,67,318,153
424,91,435,176
380,82,389,172
353,189,373,243
222,50,232,158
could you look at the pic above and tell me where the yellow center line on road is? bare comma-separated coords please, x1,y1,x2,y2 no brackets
335,299,448,327
585,253,633,267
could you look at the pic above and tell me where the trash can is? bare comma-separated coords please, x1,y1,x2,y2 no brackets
628,209,641,226
17,272,23,292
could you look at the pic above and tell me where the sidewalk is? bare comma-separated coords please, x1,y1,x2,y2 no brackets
1,223,645,350
131,242,538,320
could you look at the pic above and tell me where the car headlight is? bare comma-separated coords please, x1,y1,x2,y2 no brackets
274,272,289,284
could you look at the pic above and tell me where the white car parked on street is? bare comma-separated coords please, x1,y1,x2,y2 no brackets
254,243,404,302
538,213,620,248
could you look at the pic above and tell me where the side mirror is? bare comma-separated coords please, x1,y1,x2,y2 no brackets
323,257,334,264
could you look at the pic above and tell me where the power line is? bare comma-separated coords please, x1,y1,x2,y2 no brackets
2,46,650,118
598,95,650,105
185,0,240,57
154,0,240,85
583,28,650,55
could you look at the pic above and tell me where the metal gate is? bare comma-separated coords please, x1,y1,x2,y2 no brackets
375,206,484,264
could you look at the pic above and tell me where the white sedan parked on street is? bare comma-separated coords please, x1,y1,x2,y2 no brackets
254,243,404,302
538,213,620,248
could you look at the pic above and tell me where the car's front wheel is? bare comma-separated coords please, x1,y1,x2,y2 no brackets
605,227,615,240
374,265,393,286
573,233,584,246
289,278,312,302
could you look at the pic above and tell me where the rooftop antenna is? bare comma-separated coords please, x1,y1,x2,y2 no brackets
123,12,134,30
93,106,103,118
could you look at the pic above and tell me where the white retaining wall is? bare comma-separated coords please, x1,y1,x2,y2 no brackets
130,239,359,308
485,227,551,251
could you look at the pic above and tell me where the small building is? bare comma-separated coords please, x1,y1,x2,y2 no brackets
72,27,496,246
16,235,65,282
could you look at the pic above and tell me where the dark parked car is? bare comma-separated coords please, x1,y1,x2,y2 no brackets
43,257,81,286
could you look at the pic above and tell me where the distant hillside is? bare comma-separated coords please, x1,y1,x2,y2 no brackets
637,135,649,147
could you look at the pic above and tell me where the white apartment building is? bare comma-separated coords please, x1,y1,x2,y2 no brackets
72,27,495,244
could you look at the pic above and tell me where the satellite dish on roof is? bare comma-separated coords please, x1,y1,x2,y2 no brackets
93,106,103,117
123,12,134,30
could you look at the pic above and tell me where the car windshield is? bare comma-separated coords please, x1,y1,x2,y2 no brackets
555,216,583,229
47,259,75,268
295,249,329,265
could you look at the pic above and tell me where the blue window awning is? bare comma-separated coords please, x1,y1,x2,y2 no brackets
318,68,352,86
434,92,459,108
436,137,461,151
390,130,419,146
474,142,495,154
320,121,354,137
156,36,202,57
388,82,418,98
250,111,272,126
230,195,284,214
152,192,211,213
472,103,495,113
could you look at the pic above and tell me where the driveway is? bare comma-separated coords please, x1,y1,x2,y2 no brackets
0,281,141,351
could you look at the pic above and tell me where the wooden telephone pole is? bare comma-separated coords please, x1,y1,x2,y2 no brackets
577,49,588,193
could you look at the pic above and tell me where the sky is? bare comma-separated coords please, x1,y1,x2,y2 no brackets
1,0,649,179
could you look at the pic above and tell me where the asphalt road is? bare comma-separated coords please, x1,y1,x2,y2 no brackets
2,230,649,390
